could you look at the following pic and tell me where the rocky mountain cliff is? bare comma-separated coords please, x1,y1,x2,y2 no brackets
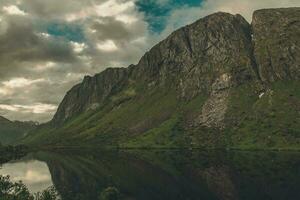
23,8,300,149
253,8,300,82
53,12,257,125
0,116,37,145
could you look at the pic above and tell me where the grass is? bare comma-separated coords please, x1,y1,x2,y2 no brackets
227,80,300,149
22,80,300,150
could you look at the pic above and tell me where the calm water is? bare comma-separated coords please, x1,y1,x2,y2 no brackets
1,150,300,200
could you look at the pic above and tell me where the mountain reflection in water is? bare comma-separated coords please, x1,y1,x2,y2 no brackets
1,150,299,200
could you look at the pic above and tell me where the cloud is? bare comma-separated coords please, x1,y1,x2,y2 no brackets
0,0,152,122
97,40,119,52
3,5,27,15
3,78,45,88
0,104,57,114
160,0,300,37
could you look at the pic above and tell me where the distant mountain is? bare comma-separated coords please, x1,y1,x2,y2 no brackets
23,8,300,150
0,116,37,145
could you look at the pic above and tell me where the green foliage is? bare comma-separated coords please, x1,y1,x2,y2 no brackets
225,81,300,150
0,119,36,145
99,187,120,200
22,80,300,150
34,187,60,200
0,175,33,200
0,175,59,200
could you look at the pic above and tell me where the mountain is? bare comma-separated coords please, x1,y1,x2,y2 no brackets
23,8,300,149
0,116,37,145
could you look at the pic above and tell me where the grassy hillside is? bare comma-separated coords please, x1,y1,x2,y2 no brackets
125,81,300,150
22,81,300,150
0,117,36,145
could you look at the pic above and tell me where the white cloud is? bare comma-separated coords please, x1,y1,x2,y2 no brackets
34,62,56,71
160,0,300,37
95,0,134,17
3,5,26,15
0,104,19,111
37,32,51,38
201,0,300,21
116,14,138,24
71,41,86,53
97,40,118,52
64,0,137,23
0,88,9,95
2,78,45,88
0,103,57,114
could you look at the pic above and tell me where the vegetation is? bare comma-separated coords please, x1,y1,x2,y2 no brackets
0,144,29,164
0,116,37,145
226,81,300,150
0,175,59,200
21,81,300,150
99,187,120,200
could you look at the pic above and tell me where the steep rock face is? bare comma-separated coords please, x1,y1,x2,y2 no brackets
132,12,258,128
53,12,258,126
52,67,128,125
133,12,257,99
252,8,300,82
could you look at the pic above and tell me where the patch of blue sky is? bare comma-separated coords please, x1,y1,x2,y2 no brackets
46,23,85,42
135,0,203,33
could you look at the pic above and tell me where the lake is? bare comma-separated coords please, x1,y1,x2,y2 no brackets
1,150,300,200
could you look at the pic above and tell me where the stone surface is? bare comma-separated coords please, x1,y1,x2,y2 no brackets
52,67,129,125
133,12,257,99
252,8,300,82
197,73,232,128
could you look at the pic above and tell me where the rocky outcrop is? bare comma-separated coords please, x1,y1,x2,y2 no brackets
197,73,232,128
133,12,256,99
252,8,300,82
52,67,129,125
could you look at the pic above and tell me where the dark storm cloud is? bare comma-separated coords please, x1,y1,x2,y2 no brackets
0,15,77,79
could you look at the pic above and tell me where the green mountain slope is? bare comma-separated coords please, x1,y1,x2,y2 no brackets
23,8,300,149
0,116,37,145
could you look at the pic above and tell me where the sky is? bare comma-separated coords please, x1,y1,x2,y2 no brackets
0,0,299,122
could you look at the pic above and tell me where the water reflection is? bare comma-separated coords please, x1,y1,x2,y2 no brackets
1,150,300,200
0,159,53,193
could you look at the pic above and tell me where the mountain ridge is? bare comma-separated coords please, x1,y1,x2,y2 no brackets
23,8,300,149
52,11,257,125
0,116,37,145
